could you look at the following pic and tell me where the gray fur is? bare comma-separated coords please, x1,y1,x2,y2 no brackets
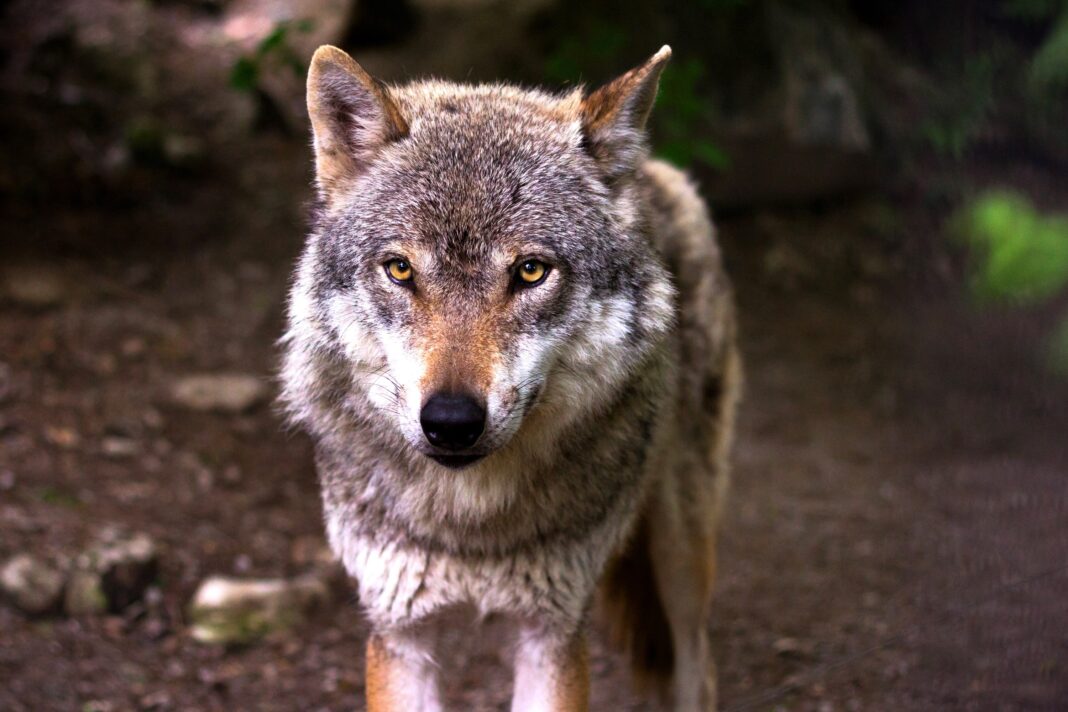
281,45,739,711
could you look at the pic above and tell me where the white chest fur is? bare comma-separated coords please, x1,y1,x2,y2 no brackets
326,505,634,631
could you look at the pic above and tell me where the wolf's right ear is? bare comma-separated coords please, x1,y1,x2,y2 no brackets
306,45,408,197
580,45,671,180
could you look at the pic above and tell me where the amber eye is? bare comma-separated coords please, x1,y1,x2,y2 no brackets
516,260,549,286
385,259,414,284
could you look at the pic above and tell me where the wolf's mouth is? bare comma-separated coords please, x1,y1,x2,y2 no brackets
428,453,486,469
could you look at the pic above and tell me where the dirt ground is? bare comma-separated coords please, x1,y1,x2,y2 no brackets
2,2,1068,708
3,131,1067,711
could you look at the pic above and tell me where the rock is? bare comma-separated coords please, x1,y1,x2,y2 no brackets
1,265,66,309
64,570,108,616
767,4,871,153
74,530,160,612
189,574,331,644
1,554,64,614
100,436,141,459
170,374,268,413
773,636,814,659
683,1,928,207
162,134,206,169
120,337,147,359
43,425,81,449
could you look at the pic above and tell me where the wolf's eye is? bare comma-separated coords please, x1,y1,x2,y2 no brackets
516,260,549,287
385,259,414,284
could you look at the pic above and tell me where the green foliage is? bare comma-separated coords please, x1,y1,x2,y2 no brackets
954,190,1068,305
1002,0,1068,92
655,59,730,170
920,57,995,159
229,19,314,93
543,24,627,85
1029,9,1068,90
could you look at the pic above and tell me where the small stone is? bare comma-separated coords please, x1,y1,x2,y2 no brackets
64,570,108,616
1,554,64,614
121,337,147,358
170,374,268,413
44,425,81,449
144,585,164,608
773,636,811,658
221,464,242,485
195,467,215,492
101,436,141,459
189,574,331,645
139,690,171,710
162,134,206,169
1,265,66,309
0,470,15,491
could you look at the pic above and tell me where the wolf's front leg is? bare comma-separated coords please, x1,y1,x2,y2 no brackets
511,626,589,712
365,631,442,712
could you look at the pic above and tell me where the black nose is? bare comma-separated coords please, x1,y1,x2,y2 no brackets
420,393,486,451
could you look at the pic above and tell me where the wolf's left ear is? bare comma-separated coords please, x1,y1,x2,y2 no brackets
306,45,408,198
580,45,671,179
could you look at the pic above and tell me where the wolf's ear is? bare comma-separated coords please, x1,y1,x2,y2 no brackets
306,45,408,197
580,45,671,179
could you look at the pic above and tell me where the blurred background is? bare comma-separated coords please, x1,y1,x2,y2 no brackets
2,0,1067,709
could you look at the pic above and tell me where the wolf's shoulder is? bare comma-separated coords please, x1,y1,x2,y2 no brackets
638,159,722,272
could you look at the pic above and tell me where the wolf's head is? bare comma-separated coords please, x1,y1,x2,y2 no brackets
284,46,676,472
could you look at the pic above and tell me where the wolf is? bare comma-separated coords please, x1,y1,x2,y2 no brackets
280,43,741,711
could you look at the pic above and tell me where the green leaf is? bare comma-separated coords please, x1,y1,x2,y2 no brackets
257,25,289,56
230,56,258,92
656,139,695,167
694,140,731,170
956,191,1068,304
1029,9,1068,90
